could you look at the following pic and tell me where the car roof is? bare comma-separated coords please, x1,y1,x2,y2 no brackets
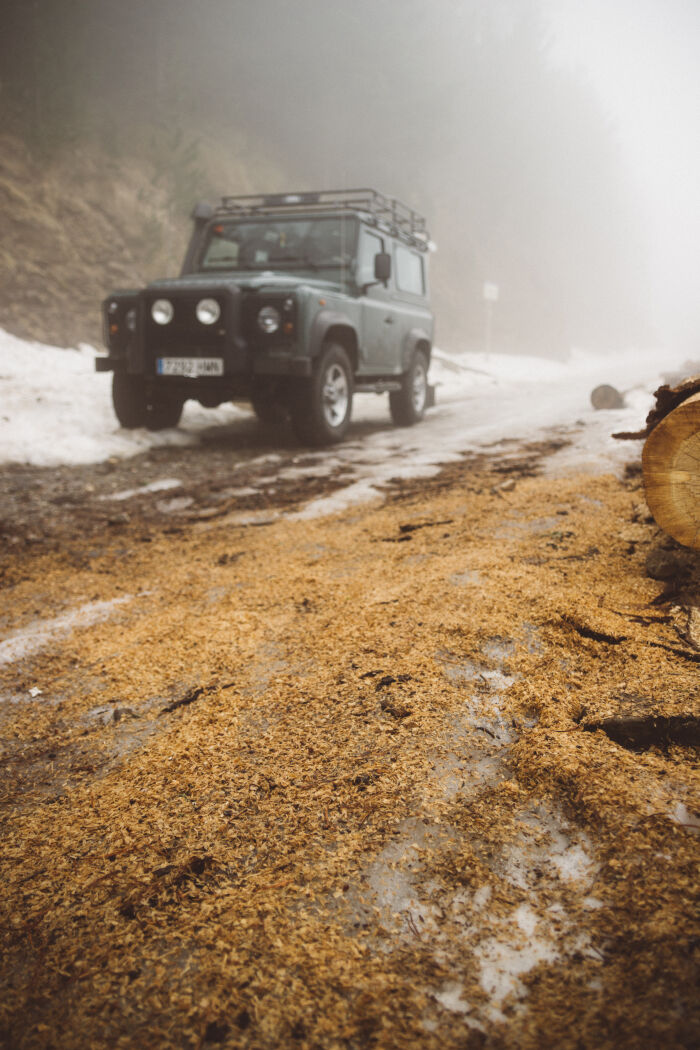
207,189,430,252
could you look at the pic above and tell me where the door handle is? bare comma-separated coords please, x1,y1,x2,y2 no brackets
384,316,395,324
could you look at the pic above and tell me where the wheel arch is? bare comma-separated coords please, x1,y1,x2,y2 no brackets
310,310,359,373
402,328,432,372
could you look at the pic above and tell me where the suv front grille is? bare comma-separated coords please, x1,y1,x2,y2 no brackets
142,292,232,355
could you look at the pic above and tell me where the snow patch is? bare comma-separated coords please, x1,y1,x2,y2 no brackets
156,496,194,514
0,596,136,668
102,478,182,501
670,801,700,832
0,328,248,466
434,982,472,1015
476,916,559,1016
0,327,673,484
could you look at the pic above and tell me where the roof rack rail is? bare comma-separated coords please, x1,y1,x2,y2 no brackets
213,189,430,248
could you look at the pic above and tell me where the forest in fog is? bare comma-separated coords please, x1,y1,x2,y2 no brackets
0,0,651,354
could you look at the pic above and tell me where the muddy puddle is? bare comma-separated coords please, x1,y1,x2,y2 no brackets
326,639,602,1034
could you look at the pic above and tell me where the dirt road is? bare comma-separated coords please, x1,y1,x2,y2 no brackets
0,417,698,1050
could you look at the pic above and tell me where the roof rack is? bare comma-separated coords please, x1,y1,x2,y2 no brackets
213,189,430,249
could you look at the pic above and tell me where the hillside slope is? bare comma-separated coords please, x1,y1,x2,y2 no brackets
0,132,281,349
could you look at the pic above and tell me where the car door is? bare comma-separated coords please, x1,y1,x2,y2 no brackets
392,242,432,367
357,228,397,373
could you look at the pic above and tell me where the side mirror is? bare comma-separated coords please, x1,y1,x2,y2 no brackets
374,252,391,283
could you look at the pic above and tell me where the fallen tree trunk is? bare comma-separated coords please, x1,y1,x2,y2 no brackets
642,390,700,549
590,383,625,409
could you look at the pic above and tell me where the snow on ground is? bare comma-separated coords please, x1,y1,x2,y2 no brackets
0,327,674,499
286,345,669,519
0,329,248,466
0,596,135,668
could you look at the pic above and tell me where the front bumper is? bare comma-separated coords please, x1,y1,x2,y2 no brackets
95,349,312,379
99,286,311,381
95,355,120,372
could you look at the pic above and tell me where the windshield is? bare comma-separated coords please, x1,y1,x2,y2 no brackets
198,216,357,275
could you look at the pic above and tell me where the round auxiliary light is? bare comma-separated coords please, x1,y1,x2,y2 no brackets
151,298,174,325
196,297,221,325
257,305,280,334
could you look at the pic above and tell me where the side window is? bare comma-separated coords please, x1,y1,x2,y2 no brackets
358,230,385,287
395,245,425,295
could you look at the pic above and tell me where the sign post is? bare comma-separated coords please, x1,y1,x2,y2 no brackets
482,282,499,358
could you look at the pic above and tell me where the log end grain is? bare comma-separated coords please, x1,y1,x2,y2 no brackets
642,392,700,549
591,384,625,410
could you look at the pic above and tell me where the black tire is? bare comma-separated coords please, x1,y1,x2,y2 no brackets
145,397,183,431
111,373,182,431
290,343,353,445
389,349,429,426
112,372,149,428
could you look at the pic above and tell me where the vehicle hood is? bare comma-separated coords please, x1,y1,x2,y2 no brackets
147,272,344,295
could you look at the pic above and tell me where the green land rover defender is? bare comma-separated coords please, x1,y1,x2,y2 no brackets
97,189,435,445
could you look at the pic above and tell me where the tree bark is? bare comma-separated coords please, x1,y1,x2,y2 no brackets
642,391,700,549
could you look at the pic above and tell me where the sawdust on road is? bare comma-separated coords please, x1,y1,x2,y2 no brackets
0,439,698,1050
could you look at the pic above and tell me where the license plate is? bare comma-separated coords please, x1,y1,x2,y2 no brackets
157,357,224,377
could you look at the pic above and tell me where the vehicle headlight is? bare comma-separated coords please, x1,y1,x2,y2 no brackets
151,299,174,325
257,305,280,334
196,297,221,325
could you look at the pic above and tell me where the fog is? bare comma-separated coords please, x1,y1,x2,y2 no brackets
544,0,700,357
1,0,696,359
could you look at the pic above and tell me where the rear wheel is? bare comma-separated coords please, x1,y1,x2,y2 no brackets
291,343,353,445
389,349,429,426
112,373,183,430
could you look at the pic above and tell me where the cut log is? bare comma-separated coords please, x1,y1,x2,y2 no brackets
591,384,624,410
642,391,700,549
614,373,700,440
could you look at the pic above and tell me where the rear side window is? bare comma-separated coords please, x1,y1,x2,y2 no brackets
395,245,425,295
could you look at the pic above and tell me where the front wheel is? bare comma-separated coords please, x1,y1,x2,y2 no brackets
389,349,429,426
111,373,183,430
290,343,353,445
145,396,183,431
112,372,148,428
